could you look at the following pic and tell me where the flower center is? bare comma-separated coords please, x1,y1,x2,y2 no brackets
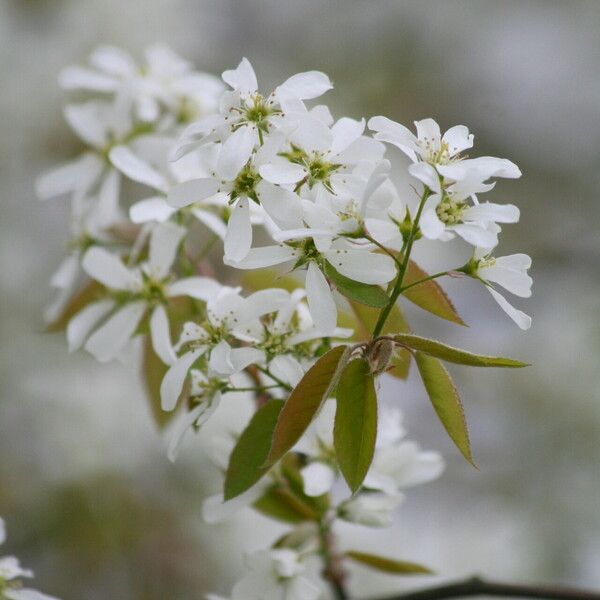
436,195,466,225
231,165,261,202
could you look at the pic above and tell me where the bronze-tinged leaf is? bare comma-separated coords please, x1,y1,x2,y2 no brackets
334,358,378,492
225,400,284,500
393,334,529,367
45,280,104,332
267,346,349,466
346,551,433,575
324,262,389,308
402,260,465,325
348,300,411,379
141,338,179,430
415,351,475,466
253,485,316,523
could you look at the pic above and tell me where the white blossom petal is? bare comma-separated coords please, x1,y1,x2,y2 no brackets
330,117,365,156
222,57,258,93
225,245,299,269
202,482,267,524
224,198,252,262
168,178,220,208
150,305,177,365
258,161,306,185
277,71,332,100
130,196,175,223
161,348,205,411
109,146,168,193
59,66,118,91
82,247,141,290
67,299,115,352
217,126,256,180
84,302,146,362
148,221,186,279
325,248,396,285
305,262,336,334
487,287,531,330
256,181,303,229
301,462,336,496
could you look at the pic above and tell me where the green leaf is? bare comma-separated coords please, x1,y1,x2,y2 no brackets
415,352,474,466
334,358,378,492
393,334,529,368
253,485,316,523
348,300,411,379
267,345,350,466
402,260,465,325
346,551,433,575
241,269,302,293
324,262,388,308
224,400,284,500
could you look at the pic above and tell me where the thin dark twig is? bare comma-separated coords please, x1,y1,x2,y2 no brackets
370,576,600,600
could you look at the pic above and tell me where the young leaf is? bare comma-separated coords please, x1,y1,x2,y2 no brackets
346,551,433,575
348,300,411,379
334,358,378,492
267,345,350,466
393,334,529,367
324,261,389,308
415,351,474,466
224,400,284,500
402,260,465,325
253,485,317,523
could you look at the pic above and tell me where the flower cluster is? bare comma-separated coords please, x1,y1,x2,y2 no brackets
39,47,532,599
0,518,58,600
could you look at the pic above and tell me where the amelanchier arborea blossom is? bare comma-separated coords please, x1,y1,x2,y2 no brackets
38,46,532,599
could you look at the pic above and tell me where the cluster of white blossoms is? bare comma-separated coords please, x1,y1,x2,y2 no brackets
38,46,532,599
0,518,58,600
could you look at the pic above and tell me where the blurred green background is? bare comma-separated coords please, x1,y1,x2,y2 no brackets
1,0,599,598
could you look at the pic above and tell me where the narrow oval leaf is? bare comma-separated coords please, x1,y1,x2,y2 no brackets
253,486,316,523
394,334,529,367
267,345,350,466
225,400,284,500
325,261,389,308
348,300,411,379
402,260,465,325
346,551,433,575
415,352,474,466
334,358,378,492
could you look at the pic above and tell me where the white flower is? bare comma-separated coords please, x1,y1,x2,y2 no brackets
472,250,533,330
232,550,320,600
338,493,404,528
160,287,289,411
0,518,60,600
171,57,332,163
227,238,395,334
59,44,224,123
68,221,221,363
258,116,385,200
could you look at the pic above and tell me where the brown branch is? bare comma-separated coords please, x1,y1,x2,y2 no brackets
371,576,600,600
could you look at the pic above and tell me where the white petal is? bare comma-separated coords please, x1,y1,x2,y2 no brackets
226,347,265,374
442,125,474,156
217,126,256,180
301,462,336,496
84,302,146,362
368,116,418,162
258,160,306,185
288,114,333,153
415,118,441,143
222,57,258,93
167,276,223,301
109,146,168,192
0,517,5,544
224,198,252,262
50,254,79,289
63,103,107,148
89,45,136,76
59,66,118,91
330,117,365,156
464,156,522,179
325,248,396,285
67,299,115,352
277,71,332,100
419,203,446,240
336,136,386,165
168,178,219,208
305,262,337,335
5,589,60,600
481,264,532,298
256,181,303,229
130,196,175,223
148,221,186,278
487,287,532,330
225,245,299,269
150,305,177,365
453,223,498,248
96,169,121,226
463,202,520,224
269,355,304,388
82,247,141,290
202,482,267,524
161,348,205,411
408,162,440,191
35,154,101,200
